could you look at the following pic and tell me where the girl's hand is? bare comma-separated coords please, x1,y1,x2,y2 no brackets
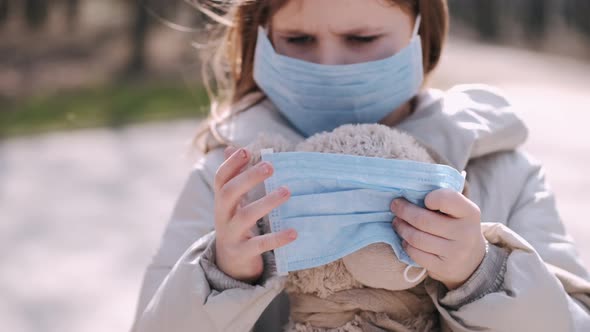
213,146,297,284
390,188,486,290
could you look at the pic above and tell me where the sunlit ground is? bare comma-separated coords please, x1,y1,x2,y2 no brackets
1,37,589,332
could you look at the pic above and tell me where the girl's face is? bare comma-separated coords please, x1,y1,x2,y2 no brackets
270,0,414,65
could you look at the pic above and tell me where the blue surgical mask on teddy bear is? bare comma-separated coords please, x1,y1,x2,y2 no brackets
253,16,423,137
260,148,466,285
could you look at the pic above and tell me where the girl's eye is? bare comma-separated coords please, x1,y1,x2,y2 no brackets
285,35,379,45
286,35,314,45
347,35,379,43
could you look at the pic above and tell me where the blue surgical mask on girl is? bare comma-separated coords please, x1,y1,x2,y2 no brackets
260,148,466,283
253,15,423,137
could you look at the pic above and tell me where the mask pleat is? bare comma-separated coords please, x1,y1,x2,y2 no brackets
260,151,463,275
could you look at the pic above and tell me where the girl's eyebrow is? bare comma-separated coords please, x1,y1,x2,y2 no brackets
275,26,385,36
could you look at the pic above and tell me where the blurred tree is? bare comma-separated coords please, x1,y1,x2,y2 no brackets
521,0,548,42
126,0,150,77
125,0,184,77
475,1,499,40
25,0,48,29
0,0,9,26
448,0,500,40
65,0,79,30
563,0,590,41
447,0,472,26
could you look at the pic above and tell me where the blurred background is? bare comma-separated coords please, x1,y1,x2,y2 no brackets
1,1,589,331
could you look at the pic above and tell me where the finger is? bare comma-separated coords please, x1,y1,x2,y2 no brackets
218,160,274,218
402,239,443,271
391,198,455,239
244,229,297,256
214,147,250,193
224,145,251,175
424,188,480,219
224,145,238,159
231,186,290,234
393,217,451,257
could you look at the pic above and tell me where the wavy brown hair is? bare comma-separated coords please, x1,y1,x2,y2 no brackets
192,0,449,154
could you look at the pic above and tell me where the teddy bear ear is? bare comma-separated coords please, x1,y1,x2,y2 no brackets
243,132,295,165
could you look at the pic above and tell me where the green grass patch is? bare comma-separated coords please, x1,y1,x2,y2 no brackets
0,83,210,138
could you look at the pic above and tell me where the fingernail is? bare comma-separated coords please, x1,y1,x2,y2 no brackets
391,199,399,210
259,162,271,174
240,148,248,159
288,229,297,240
277,186,289,197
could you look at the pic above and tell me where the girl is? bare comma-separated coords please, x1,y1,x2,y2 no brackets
132,1,590,331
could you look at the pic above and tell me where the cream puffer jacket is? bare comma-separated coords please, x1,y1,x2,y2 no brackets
131,85,590,332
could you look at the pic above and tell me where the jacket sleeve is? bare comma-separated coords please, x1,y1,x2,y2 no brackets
426,151,590,332
130,148,286,332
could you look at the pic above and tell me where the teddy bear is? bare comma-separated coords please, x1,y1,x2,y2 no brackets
241,123,460,332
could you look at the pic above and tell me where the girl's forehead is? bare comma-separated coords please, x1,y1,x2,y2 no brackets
272,0,413,35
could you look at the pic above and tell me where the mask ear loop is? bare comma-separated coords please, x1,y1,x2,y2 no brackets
412,14,422,37
404,265,427,283
258,24,279,54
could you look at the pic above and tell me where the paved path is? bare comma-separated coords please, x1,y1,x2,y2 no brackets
1,39,589,332
0,121,200,332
